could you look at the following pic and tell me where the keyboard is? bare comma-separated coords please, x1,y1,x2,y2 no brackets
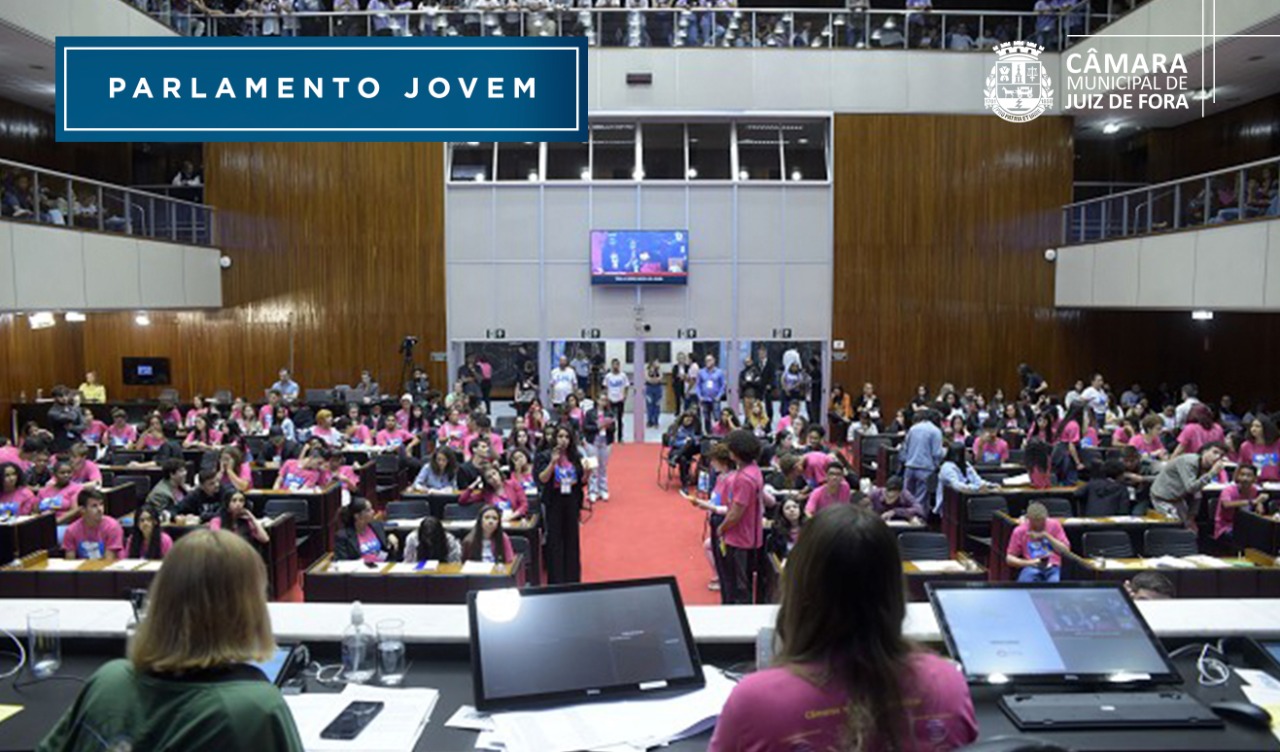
1000,691,1225,730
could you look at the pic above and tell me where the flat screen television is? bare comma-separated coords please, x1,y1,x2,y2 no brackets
122,357,172,386
590,230,688,286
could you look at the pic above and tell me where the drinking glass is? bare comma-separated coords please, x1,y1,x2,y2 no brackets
377,618,407,686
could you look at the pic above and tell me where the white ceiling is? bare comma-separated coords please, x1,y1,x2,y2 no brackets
0,21,55,112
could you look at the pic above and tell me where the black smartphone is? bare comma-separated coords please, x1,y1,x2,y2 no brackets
319,701,385,740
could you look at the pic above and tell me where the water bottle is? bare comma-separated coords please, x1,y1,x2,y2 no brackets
341,601,377,684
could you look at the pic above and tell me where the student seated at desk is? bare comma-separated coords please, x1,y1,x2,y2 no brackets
0,462,35,517
374,414,417,451
274,451,326,491
1125,571,1176,601
210,491,270,545
322,452,359,495
1241,415,1280,482
184,414,223,450
766,497,804,559
127,505,173,559
1129,413,1170,460
711,505,977,752
410,447,458,493
215,447,253,493
28,460,83,524
132,415,168,451
177,471,225,524
1006,502,1071,583
804,463,852,517
972,419,1010,465
1022,438,1053,489
1215,464,1268,544
105,409,138,449
871,477,925,524
334,497,397,563
145,459,190,520
507,448,538,497
1076,458,1132,517
309,409,341,447
460,504,515,564
40,530,304,752
80,409,107,446
460,466,529,519
403,516,461,563
67,442,103,487
262,426,301,464
935,443,999,515
62,489,125,561
0,436,43,474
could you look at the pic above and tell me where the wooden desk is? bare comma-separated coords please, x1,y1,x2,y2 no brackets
902,553,987,601
943,484,1082,556
0,514,56,570
303,553,522,604
247,485,340,568
385,514,542,586
1061,548,1280,598
988,511,1182,582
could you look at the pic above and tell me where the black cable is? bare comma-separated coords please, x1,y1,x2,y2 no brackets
14,674,86,693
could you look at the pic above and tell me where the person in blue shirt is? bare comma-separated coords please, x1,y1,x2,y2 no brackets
269,368,300,403
935,443,999,515
900,409,945,517
695,354,727,434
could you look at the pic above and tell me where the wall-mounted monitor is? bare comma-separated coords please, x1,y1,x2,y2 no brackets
122,357,172,386
590,230,688,286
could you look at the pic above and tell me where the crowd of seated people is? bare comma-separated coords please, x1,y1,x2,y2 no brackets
0,166,136,231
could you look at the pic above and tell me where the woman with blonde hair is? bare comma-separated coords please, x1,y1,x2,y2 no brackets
41,530,302,751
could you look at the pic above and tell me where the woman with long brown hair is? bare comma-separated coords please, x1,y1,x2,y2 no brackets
710,505,977,751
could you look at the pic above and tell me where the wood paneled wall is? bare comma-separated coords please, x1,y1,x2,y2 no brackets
0,97,132,184
1,143,447,432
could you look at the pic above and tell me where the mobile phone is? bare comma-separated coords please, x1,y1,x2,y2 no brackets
319,701,384,740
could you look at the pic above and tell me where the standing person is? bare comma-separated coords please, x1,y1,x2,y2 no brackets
1150,442,1227,531
476,356,494,414
901,410,944,516
1006,502,1071,583
582,396,616,503
671,353,690,415
457,353,484,407
709,504,978,752
46,386,87,453
1080,372,1109,427
1174,383,1201,428
40,530,303,751
513,360,539,418
696,354,726,435
755,345,777,420
717,430,764,605
806,355,824,429
602,359,631,443
549,355,577,414
570,349,593,395
536,425,588,584
1017,362,1049,399
644,359,664,429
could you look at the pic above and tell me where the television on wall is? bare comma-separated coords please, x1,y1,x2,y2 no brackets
122,357,172,386
590,230,689,286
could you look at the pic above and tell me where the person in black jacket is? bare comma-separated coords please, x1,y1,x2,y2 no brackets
754,345,777,420
1077,458,1132,517
334,497,398,562
176,471,225,524
535,424,588,584
46,386,87,453
262,427,301,464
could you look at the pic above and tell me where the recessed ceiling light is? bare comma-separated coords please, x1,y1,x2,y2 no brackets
1247,54,1266,62
29,64,45,71
1192,88,1213,101
1102,122,1123,135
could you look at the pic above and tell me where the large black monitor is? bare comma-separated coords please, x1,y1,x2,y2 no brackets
122,357,171,386
468,577,704,711
927,582,1180,686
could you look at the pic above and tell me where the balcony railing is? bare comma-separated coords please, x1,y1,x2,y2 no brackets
0,159,214,246
130,4,1110,51
1062,156,1280,245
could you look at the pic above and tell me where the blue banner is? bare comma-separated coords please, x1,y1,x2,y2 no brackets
56,36,587,143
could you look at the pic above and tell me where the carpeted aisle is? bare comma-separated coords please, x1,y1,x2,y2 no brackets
580,442,722,606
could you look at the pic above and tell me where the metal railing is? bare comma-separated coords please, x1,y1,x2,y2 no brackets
0,158,215,246
1062,156,1280,245
130,4,1113,51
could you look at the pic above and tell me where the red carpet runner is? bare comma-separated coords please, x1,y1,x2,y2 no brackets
581,442,722,606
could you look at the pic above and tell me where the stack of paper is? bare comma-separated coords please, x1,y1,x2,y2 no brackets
1002,474,1031,487
911,560,966,573
328,560,383,574
485,666,736,752
384,518,423,531
138,560,164,572
1183,554,1232,569
460,561,496,575
39,559,85,571
105,559,147,572
285,684,439,752
1147,555,1197,569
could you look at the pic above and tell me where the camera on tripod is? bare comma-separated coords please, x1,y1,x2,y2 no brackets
399,335,419,356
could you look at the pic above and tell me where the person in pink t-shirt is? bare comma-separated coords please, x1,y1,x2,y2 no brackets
1172,403,1223,458
710,504,977,752
61,489,125,561
273,454,326,491
805,463,852,517
0,463,35,518
125,505,173,560
31,461,83,522
324,453,361,495
80,409,108,446
67,443,103,486
972,420,1010,464
1241,416,1280,482
1128,413,1169,459
375,415,418,451
717,430,765,605
800,449,835,488
1006,502,1070,582
1215,464,1267,543
105,409,138,449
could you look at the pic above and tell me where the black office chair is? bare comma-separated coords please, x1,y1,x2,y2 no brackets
375,452,403,500
1034,497,1074,518
509,535,531,584
1007,448,1025,465
1144,527,1198,557
1081,530,1135,558
897,532,951,561
965,495,1008,556
114,475,153,508
264,498,312,549
442,503,471,521
385,500,429,521
158,388,180,404
213,389,233,406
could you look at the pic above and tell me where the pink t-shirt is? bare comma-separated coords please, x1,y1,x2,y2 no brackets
184,429,223,447
1241,440,1280,482
805,480,852,517
132,531,174,559
184,407,208,428
1078,427,1100,448
0,446,22,469
138,434,166,450
973,437,1010,464
1215,483,1258,540
357,526,384,563
723,464,764,550
1177,423,1222,455
440,422,467,449
62,516,125,560
106,424,137,447
70,460,102,485
0,487,35,517
82,420,108,444
801,452,834,487
324,465,360,492
1007,518,1069,567
1111,426,1131,446
311,426,341,446
1056,420,1081,445
348,424,373,446
1129,433,1165,455
33,483,83,515
376,428,414,448
709,653,977,752
278,459,322,490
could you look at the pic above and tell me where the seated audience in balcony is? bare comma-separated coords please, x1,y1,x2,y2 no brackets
172,160,203,187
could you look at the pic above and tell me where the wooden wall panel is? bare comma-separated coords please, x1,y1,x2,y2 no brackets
0,97,131,184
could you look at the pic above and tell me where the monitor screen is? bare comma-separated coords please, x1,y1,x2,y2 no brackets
928,583,1179,685
122,357,172,386
250,645,293,686
469,577,704,710
590,230,688,286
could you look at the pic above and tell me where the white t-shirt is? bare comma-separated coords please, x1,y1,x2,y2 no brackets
550,367,577,405
604,371,631,403
1080,386,1108,415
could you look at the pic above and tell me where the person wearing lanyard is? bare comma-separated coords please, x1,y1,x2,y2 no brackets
696,354,726,435
602,359,631,444
644,359,664,429
536,425,588,584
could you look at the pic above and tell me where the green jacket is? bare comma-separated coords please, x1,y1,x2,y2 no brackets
39,659,303,752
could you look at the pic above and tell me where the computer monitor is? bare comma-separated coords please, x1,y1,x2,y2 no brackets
927,582,1180,686
468,577,704,711
122,357,171,386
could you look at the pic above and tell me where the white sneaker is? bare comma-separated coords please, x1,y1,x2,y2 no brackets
601,491,610,500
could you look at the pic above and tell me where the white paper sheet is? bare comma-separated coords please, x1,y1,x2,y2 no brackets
447,705,496,732
104,559,147,572
910,560,966,573
1237,668,1280,691
285,684,439,752
460,561,496,575
38,559,86,571
327,560,383,574
386,561,439,575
